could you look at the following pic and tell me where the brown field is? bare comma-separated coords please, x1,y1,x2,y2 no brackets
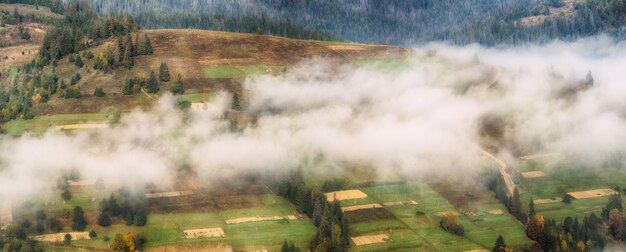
325,189,368,202
427,171,499,207
183,228,225,239
147,181,266,213
567,189,618,199
0,23,49,73
341,203,383,213
0,4,62,18
33,232,90,242
522,171,547,179
33,29,407,114
224,215,298,225
344,208,396,223
146,242,233,252
351,234,390,246
533,198,562,205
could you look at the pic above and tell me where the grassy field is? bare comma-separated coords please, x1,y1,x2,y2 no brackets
518,159,626,222
176,92,216,103
203,65,286,79
358,183,533,251
3,113,108,136
46,194,315,251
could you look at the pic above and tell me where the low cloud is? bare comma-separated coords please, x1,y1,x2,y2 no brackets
1,35,626,204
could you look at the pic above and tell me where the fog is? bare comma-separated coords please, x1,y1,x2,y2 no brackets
1,35,626,205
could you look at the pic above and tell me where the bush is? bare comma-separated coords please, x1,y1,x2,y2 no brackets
64,88,82,99
415,211,426,216
97,212,111,227
89,230,97,239
168,82,184,95
64,233,72,245
440,212,464,236
61,189,72,200
94,87,105,97
74,56,84,68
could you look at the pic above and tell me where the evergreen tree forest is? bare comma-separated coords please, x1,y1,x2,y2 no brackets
82,0,626,45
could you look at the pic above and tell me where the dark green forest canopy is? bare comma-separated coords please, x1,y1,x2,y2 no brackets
77,0,626,45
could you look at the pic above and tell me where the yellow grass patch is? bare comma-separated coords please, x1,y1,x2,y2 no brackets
522,171,547,179
190,103,215,111
145,190,194,199
33,232,90,242
488,209,504,215
383,200,418,206
325,189,368,202
55,123,108,130
0,204,12,226
197,57,258,66
183,228,225,239
567,189,618,199
341,203,383,212
533,198,562,205
351,234,390,246
327,45,366,51
225,215,298,225
435,211,460,217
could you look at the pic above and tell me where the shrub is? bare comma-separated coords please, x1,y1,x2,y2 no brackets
440,212,464,236
94,87,105,97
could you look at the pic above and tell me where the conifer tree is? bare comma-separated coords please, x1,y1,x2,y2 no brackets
159,62,171,82
143,34,153,55
146,70,159,93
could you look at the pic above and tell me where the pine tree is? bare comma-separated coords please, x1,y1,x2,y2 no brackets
134,32,142,55
143,34,153,55
232,92,241,110
122,79,133,95
159,62,171,82
492,235,506,252
123,42,133,69
72,206,87,231
117,36,125,62
126,33,135,57
146,70,159,93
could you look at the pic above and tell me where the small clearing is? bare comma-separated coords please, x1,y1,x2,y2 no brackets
325,189,368,202
351,234,390,246
383,200,418,206
145,190,194,199
225,215,297,225
533,198,562,205
55,123,108,130
520,0,575,26
183,228,225,239
567,189,618,199
33,232,90,242
522,171,547,179
342,203,383,212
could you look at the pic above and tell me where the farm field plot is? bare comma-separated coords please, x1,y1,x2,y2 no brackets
3,113,108,136
143,194,314,251
360,183,533,250
519,160,626,221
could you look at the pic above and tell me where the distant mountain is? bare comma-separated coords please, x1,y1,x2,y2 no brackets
69,0,626,45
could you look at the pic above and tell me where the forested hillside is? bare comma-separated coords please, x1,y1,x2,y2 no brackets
80,0,626,45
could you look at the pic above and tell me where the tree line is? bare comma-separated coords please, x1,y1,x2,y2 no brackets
274,170,350,251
